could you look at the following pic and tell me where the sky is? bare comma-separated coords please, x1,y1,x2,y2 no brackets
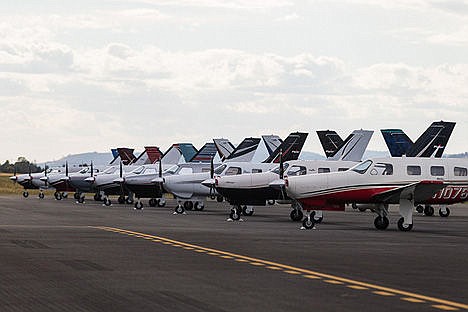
1,0,467,163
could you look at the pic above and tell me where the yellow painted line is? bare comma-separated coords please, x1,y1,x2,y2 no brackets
152,239,161,242
208,252,219,256
250,262,265,266
284,270,301,275
235,259,248,263
373,291,395,297
348,285,369,290
303,275,321,279
92,226,468,311
325,279,344,285
195,249,206,253
401,297,425,303
433,305,460,311
267,266,282,271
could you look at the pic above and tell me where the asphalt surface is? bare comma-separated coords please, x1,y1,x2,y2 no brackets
0,194,467,312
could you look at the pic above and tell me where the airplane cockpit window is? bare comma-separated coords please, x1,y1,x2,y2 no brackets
252,169,262,174
131,166,145,174
79,168,89,174
318,168,331,174
214,165,227,175
164,165,179,175
407,165,421,176
338,168,349,172
430,166,445,176
372,163,393,175
287,166,307,176
103,167,116,174
225,167,241,176
351,160,372,174
271,164,290,174
179,167,193,175
454,167,467,176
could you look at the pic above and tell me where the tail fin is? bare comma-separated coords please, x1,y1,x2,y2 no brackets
110,149,119,164
262,135,283,156
380,129,413,157
407,121,456,157
225,138,261,162
190,143,218,163
327,130,373,161
117,148,136,165
263,132,308,163
213,139,235,161
133,146,163,165
162,143,198,165
316,130,345,158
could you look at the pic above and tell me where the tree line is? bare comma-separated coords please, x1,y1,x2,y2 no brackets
0,157,43,174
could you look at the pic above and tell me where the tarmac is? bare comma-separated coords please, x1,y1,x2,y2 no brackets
0,194,467,312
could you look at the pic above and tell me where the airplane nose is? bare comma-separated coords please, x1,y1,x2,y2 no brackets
201,178,215,188
9,176,17,181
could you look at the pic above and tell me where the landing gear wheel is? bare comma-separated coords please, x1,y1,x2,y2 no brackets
302,217,315,229
77,196,85,204
104,198,112,206
23,191,29,198
54,191,62,200
290,209,303,222
374,216,389,230
397,217,413,231
125,197,134,205
352,203,358,210
267,199,275,205
149,198,157,207
38,192,45,199
175,205,184,214
424,205,434,216
184,201,194,211
62,192,68,199
229,207,241,221
216,195,224,203
134,201,143,210
242,206,254,216
439,207,450,217
157,198,166,207
416,205,424,213
74,192,80,200
118,196,125,204
94,193,101,201
194,202,204,211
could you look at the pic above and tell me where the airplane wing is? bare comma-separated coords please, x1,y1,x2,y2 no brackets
371,180,446,203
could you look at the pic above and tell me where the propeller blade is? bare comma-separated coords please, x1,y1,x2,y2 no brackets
91,162,94,177
210,157,214,179
120,161,123,178
279,149,284,179
158,158,163,178
65,161,69,177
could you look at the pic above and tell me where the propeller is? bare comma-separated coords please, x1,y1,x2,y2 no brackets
91,161,94,177
44,163,48,188
278,149,286,200
118,161,126,202
156,157,164,196
208,157,216,199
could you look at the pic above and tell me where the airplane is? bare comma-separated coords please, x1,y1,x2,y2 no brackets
121,137,264,209
9,165,68,199
163,132,308,216
207,129,373,221
281,157,468,231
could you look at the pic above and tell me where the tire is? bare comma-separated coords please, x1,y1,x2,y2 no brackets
78,197,85,204
216,195,224,203
374,216,389,230
439,207,450,217
416,205,424,213
242,206,254,216
134,202,143,210
126,197,134,205
424,205,435,217
267,199,275,205
397,217,413,231
62,192,68,199
104,198,112,206
118,196,125,204
23,191,29,198
54,191,62,200
302,217,315,229
229,208,241,221
175,205,184,214
149,198,157,207
94,193,101,201
74,193,80,200
38,193,44,199
184,201,193,211
157,199,166,207
194,202,204,211
290,209,303,222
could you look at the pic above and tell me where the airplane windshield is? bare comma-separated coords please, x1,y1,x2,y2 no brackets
103,167,117,174
214,165,226,175
271,163,290,174
131,166,145,174
351,160,372,174
164,165,179,175
79,168,89,174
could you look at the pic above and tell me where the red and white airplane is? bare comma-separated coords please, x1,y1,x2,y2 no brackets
281,157,467,231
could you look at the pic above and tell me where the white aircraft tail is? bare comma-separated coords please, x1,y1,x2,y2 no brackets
328,130,373,162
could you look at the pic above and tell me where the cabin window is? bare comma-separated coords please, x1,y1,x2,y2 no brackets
214,165,227,175
351,160,372,174
373,163,393,175
287,166,307,176
454,167,467,176
430,166,445,176
252,169,262,174
271,164,289,174
318,168,331,173
338,168,349,172
225,167,241,176
407,166,421,176
179,167,193,175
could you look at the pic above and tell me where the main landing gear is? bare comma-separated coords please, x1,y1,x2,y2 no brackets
227,205,253,221
38,190,44,199
416,204,450,217
148,198,166,207
54,191,68,200
22,191,29,198
301,211,316,230
134,199,143,210
290,209,303,222
174,201,204,214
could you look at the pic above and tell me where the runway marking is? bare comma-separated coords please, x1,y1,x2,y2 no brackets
401,297,425,303
348,285,368,290
250,262,265,266
267,266,282,271
284,270,301,275
93,226,468,311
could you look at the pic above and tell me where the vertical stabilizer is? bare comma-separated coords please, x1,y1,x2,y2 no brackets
317,130,344,158
262,135,283,156
407,121,456,157
328,130,373,162
225,138,261,162
213,139,235,161
380,129,413,157
162,143,198,165
263,132,308,163
190,143,218,163
116,148,136,165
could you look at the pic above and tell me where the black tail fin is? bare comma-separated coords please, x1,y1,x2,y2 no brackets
213,139,235,161
407,121,455,157
263,132,308,163
189,143,218,163
316,130,344,158
225,138,261,162
380,129,414,157
109,147,136,165
261,135,283,156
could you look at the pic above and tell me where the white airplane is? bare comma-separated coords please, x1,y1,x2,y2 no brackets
208,129,373,221
163,132,309,216
281,157,468,231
